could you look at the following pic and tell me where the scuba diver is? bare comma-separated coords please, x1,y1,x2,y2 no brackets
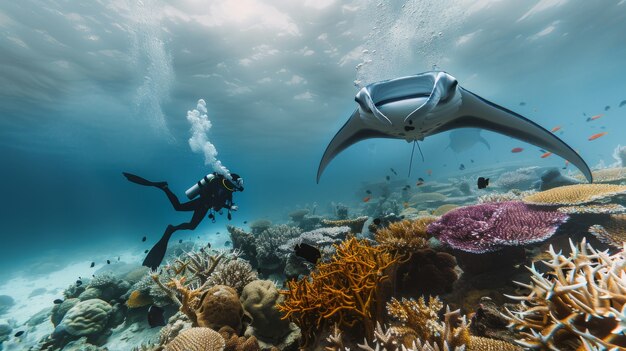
123,171,244,270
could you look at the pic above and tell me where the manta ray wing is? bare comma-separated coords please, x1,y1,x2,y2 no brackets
432,88,592,182
317,109,393,183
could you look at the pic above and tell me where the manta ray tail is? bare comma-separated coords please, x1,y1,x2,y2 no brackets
438,88,592,182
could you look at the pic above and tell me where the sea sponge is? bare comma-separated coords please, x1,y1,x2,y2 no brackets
573,167,626,184
56,298,112,336
196,285,243,331
206,259,258,295
432,204,459,216
126,290,153,308
522,183,626,206
320,216,369,234
240,280,291,341
164,327,225,351
504,238,626,350
374,218,437,254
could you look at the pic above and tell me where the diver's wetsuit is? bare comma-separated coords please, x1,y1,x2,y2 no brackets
122,172,237,270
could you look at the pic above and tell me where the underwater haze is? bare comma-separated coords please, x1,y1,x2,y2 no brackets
2,1,626,349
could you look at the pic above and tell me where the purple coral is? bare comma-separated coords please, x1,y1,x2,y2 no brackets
427,201,568,253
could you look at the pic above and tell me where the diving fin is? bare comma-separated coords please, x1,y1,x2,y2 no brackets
123,172,167,188
142,226,174,270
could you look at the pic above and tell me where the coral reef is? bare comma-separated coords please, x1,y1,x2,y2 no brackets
374,218,437,254
494,167,539,191
278,237,400,344
523,183,626,205
256,225,302,273
573,167,626,184
538,167,580,190
227,225,258,266
196,285,243,331
126,289,153,308
477,190,536,204
557,203,626,214
427,201,569,253
55,299,113,337
469,297,521,345
51,298,79,326
588,213,626,248
504,238,626,350
206,259,258,295
218,326,261,351
249,220,272,235
241,280,291,341
164,327,225,351
335,203,349,220
320,216,368,234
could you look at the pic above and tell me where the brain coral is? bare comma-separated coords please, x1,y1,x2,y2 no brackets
164,327,225,351
522,183,626,206
240,280,290,341
196,285,243,331
427,201,568,253
57,298,112,336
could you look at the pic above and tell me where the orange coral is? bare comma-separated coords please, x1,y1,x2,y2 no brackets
277,237,399,344
374,217,437,254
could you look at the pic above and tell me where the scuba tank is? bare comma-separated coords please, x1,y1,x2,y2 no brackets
185,173,216,199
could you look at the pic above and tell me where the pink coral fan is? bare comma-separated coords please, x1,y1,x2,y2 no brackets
427,201,568,253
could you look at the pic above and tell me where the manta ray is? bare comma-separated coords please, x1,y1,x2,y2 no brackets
317,71,592,183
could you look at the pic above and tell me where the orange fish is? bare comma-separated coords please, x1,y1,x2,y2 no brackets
590,114,603,121
550,126,561,133
541,152,552,158
588,132,608,141
363,196,371,203
426,169,432,176
511,147,524,153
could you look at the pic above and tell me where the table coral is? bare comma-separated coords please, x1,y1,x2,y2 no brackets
522,183,626,206
588,214,626,248
573,167,626,184
427,201,568,253
504,238,626,350
164,327,225,351
320,216,369,234
277,237,400,344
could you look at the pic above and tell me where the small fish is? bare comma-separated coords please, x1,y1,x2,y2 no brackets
142,236,146,242
118,256,120,261
390,168,397,175
14,331,24,337
373,218,381,226
243,221,248,224
470,159,474,163
224,241,231,246
562,160,570,169
511,147,523,153
53,299,63,304
363,196,371,202
403,202,409,209
76,280,82,286
416,178,424,186
179,239,183,243
605,105,610,111
541,152,552,158
206,242,211,248
588,132,608,141
294,243,322,264
147,305,166,328
550,126,561,133
477,177,489,189
519,101,526,106
620,100,626,107
426,169,432,176
587,114,603,121
365,189,372,194
459,164,465,171
216,231,220,234
385,175,390,181
199,247,205,253
90,262,95,268
107,260,111,265
144,249,149,254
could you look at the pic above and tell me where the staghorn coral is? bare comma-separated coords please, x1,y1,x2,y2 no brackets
494,167,539,191
573,167,626,184
321,216,369,234
477,190,536,204
522,183,626,206
433,204,459,216
427,201,569,253
374,218,437,254
588,213,626,248
206,259,258,295
504,238,626,350
196,285,243,331
164,327,225,351
278,237,400,344
55,298,112,337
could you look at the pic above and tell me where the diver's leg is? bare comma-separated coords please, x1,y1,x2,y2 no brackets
161,186,199,211
142,207,209,270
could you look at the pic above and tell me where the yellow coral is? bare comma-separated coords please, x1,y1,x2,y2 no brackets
504,238,626,350
321,216,368,234
432,204,459,216
278,237,399,344
588,214,626,248
126,290,153,308
573,167,626,184
522,184,626,205
374,218,437,254
164,327,225,351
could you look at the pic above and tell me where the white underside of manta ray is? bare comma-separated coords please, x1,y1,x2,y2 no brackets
317,71,593,183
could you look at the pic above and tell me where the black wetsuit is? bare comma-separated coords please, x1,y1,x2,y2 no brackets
123,172,237,270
